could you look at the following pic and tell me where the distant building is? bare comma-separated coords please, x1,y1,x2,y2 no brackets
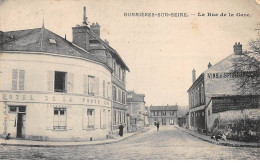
187,42,260,141
126,91,146,132
149,105,178,125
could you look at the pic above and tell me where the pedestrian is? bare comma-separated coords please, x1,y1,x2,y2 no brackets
119,123,124,137
154,120,156,126
5,133,11,142
156,121,160,131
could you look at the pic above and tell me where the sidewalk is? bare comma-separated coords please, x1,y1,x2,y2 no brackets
176,126,260,148
0,127,151,147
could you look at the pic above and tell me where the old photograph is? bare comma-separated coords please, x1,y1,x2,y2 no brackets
0,0,260,160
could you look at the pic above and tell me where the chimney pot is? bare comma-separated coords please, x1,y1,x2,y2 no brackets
233,42,242,55
90,22,100,37
208,62,212,69
192,69,196,83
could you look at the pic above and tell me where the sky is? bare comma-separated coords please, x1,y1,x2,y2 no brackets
0,0,260,106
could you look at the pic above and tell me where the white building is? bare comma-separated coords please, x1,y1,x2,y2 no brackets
0,7,129,141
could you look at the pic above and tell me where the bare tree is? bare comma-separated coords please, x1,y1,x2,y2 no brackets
231,24,260,95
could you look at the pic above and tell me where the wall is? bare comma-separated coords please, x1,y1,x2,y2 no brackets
0,52,113,141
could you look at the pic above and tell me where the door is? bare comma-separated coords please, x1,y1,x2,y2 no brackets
17,106,26,138
17,113,24,138
162,118,166,125
170,118,174,125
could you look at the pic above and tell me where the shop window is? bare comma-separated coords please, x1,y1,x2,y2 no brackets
87,109,95,129
54,71,67,93
9,106,17,113
53,108,67,129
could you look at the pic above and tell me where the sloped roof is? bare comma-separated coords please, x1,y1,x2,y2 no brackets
89,30,130,72
0,27,108,67
150,105,178,111
126,91,145,103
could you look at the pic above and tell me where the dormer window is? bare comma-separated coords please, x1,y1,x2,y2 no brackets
49,39,57,44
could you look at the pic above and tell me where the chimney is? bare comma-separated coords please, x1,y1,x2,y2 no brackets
72,7,90,51
104,39,109,45
208,62,212,69
90,22,100,37
233,42,242,55
192,69,196,83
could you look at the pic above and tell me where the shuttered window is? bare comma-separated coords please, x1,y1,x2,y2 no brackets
88,76,95,95
12,69,18,90
19,70,25,90
12,69,25,90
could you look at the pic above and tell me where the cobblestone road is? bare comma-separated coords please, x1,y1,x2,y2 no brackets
0,126,260,159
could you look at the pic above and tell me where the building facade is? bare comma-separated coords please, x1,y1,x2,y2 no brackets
149,105,178,125
126,91,146,132
188,42,260,141
88,22,130,135
0,7,129,141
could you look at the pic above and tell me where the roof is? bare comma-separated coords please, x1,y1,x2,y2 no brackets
126,91,145,103
89,30,130,72
0,27,109,69
150,105,178,111
187,51,260,92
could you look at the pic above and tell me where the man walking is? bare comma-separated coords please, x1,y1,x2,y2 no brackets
156,121,160,131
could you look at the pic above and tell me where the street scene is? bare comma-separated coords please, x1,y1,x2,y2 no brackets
0,0,260,160
1,126,260,160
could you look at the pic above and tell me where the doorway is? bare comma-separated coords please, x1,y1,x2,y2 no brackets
16,106,26,138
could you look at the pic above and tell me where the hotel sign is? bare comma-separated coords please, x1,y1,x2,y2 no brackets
0,92,111,107
212,95,260,113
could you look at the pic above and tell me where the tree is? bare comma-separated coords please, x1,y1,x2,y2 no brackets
231,24,260,95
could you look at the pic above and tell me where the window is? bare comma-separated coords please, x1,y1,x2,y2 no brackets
122,91,126,104
9,106,17,113
154,111,159,116
49,39,57,44
54,71,67,93
53,108,67,129
202,112,204,116
170,111,174,115
201,83,205,103
123,111,126,123
118,111,121,124
122,70,125,82
161,111,166,116
88,76,95,95
12,69,25,90
208,110,210,116
113,61,117,76
87,109,95,129
103,80,106,98
119,67,121,80
113,86,117,101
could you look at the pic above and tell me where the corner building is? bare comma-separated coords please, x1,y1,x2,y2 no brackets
0,7,129,141
187,43,260,140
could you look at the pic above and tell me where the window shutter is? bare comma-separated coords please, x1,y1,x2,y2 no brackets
82,108,88,129
67,73,74,93
47,71,54,92
83,75,88,94
94,77,99,96
19,70,25,90
107,82,112,100
67,108,73,130
46,107,53,130
12,69,18,90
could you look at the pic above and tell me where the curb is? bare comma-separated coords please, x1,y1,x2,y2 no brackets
0,132,140,148
177,127,260,148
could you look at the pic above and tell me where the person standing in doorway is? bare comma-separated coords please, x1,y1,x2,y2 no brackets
119,123,124,136
156,121,160,131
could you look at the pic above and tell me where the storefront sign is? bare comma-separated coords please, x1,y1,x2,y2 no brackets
207,71,260,79
0,92,111,107
212,95,260,113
